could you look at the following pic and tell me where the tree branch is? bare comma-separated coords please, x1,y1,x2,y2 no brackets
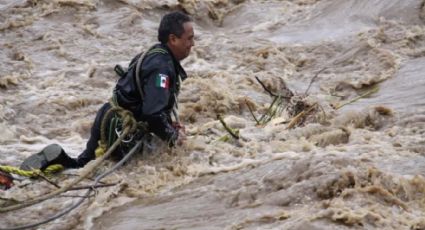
217,114,239,139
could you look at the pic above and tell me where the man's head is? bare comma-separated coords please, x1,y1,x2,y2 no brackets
158,12,194,61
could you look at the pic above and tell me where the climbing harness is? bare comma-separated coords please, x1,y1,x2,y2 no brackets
95,94,147,159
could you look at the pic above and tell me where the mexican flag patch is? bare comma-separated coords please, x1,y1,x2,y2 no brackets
155,74,169,89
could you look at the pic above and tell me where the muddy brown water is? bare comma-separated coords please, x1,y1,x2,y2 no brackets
1,0,425,229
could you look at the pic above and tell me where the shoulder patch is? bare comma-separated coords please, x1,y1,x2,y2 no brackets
155,74,170,89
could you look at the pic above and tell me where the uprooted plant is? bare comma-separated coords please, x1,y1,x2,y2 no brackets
246,76,322,129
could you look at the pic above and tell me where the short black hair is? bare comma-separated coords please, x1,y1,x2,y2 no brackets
158,11,192,44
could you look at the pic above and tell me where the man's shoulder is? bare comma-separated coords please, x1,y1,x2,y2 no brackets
146,45,169,56
144,47,172,64
143,48,174,73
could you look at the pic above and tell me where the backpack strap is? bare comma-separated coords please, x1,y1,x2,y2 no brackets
134,46,168,102
134,51,146,102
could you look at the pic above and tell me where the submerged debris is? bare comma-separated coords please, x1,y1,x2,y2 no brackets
247,76,322,129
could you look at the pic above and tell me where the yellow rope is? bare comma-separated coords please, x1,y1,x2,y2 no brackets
43,164,64,175
0,165,39,177
0,164,64,178
95,141,107,158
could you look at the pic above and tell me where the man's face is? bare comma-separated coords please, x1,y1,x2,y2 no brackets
169,22,195,61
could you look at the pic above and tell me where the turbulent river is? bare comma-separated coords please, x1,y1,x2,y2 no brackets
1,0,425,229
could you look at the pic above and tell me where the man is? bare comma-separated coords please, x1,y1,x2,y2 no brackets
20,11,195,170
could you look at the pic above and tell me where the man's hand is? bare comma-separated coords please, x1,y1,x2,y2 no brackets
172,122,185,133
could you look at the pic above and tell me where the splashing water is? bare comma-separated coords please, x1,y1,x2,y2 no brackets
1,0,425,229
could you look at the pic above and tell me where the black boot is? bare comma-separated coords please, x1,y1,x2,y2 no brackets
20,144,79,170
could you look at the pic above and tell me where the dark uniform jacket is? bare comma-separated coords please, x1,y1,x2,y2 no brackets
70,44,187,168
115,43,187,142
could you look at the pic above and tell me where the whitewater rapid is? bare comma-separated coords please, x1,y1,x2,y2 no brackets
1,0,425,229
